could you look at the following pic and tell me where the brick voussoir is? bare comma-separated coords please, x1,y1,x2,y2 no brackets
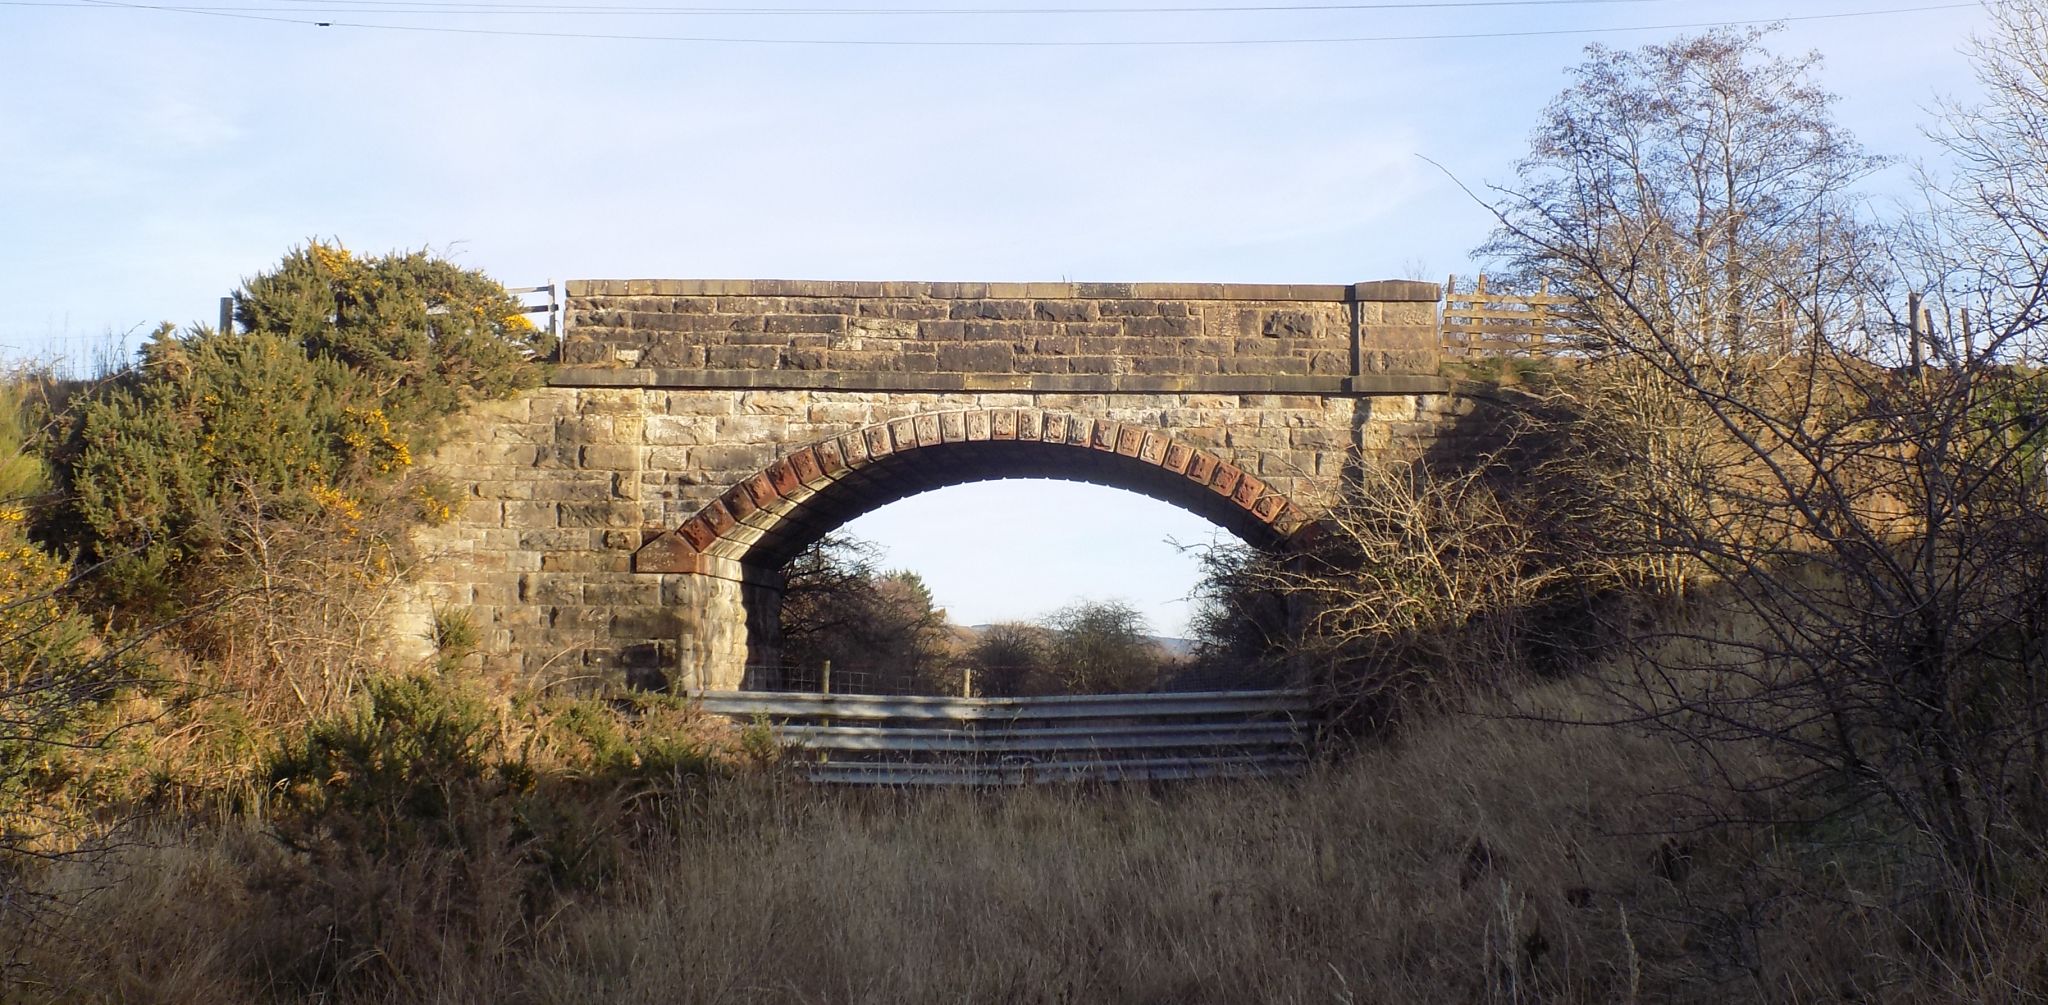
1162,441,1194,474
1139,431,1170,466
863,425,894,459
1092,419,1120,452
743,471,781,508
839,431,871,468
702,499,738,536
767,459,801,498
1115,425,1143,458
637,405,1339,587
1232,473,1267,509
790,446,826,486
888,417,919,452
1251,493,1288,523
678,515,719,551
1210,462,1244,497
719,484,759,522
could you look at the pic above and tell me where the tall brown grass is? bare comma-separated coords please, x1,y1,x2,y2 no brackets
10,669,2043,1004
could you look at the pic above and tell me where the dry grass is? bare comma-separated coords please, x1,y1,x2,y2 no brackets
18,667,2041,1005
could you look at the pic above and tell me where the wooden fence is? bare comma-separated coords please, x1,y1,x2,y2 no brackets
692,688,1316,785
1441,274,1569,357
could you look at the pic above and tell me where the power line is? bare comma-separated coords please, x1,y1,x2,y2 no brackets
0,0,1702,13
24,0,1982,43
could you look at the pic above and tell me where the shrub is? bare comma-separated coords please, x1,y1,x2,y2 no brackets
52,242,546,611
266,672,505,852
235,242,553,431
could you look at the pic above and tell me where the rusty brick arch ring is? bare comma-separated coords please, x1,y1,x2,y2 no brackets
632,408,1317,576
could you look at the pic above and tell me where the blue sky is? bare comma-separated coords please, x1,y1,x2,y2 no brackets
1,0,1996,635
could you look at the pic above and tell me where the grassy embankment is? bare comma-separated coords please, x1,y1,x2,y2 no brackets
12,648,2042,1005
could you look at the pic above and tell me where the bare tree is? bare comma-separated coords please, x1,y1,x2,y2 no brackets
1041,600,1164,695
1485,22,2048,904
967,622,1053,697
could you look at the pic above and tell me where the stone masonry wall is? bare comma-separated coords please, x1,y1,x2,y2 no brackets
385,278,1473,690
397,386,1477,689
558,280,1442,389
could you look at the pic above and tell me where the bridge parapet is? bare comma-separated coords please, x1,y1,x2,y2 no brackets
560,279,1442,394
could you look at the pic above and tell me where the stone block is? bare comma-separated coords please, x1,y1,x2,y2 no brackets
949,300,1031,321
1097,300,1159,317
644,447,692,469
579,444,640,470
1125,316,1196,339
518,574,582,605
612,608,677,640
692,444,774,471
937,343,1014,372
460,499,504,526
585,582,662,607
645,415,714,446
518,528,598,551
765,315,846,334
665,393,736,417
715,414,789,443
805,401,876,424
1035,300,1095,322
504,501,558,529
558,502,643,529
540,551,633,573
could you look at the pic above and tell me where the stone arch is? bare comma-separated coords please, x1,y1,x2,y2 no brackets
632,408,1320,688
633,408,1316,579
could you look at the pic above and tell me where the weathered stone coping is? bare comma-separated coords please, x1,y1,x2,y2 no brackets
546,367,1450,396
563,279,1442,303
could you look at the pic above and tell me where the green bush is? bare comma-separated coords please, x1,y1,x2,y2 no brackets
51,242,547,609
235,242,553,431
266,673,504,851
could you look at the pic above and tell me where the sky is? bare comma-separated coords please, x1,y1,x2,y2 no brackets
1,0,2000,635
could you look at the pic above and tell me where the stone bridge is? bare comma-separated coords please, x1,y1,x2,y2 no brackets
402,279,1482,690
